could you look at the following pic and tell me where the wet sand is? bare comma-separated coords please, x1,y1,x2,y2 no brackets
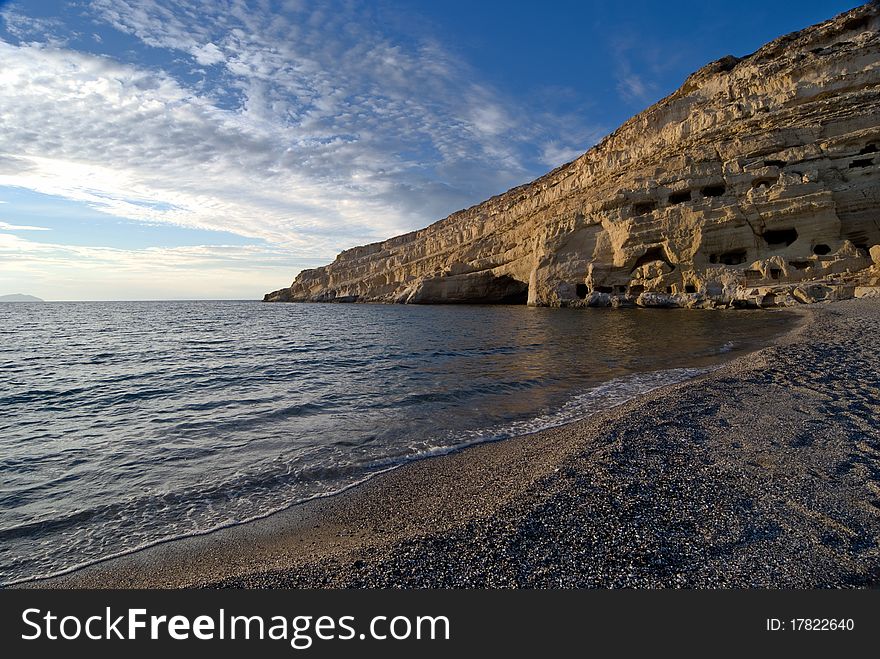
32,299,880,588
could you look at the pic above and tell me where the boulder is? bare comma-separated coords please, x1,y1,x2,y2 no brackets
854,286,880,299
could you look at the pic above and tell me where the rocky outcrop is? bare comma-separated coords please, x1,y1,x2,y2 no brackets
266,3,880,308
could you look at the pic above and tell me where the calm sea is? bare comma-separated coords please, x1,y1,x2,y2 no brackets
0,301,793,584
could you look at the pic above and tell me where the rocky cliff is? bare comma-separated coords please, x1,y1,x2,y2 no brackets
266,3,880,309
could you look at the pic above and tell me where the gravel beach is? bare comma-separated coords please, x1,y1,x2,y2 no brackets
33,298,880,588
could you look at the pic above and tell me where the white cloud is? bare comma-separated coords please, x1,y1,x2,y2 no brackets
0,221,50,231
191,42,224,66
610,34,661,105
0,10,67,45
539,142,587,168
617,72,654,103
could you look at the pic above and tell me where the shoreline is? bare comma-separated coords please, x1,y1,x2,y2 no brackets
25,299,880,588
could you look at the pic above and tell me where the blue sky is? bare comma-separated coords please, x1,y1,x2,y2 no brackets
0,0,862,300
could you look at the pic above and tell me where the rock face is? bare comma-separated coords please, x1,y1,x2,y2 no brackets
266,4,880,308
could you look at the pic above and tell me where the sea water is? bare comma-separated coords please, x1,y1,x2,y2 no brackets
0,300,793,583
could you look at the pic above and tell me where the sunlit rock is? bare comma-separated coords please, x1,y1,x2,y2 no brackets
266,5,880,309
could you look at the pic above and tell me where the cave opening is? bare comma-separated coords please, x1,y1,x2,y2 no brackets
716,56,739,73
500,290,529,304
769,268,782,279
595,285,613,294
761,228,798,248
633,201,658,216
497,277,529,304
859,144,878,155
711,249,748,265
813,244,831,255
575,283,589,299
789,260,811,270
456,274,529,305
764,159,786,168
845,231,870,254
752,177,776,190
629,285,645,295
844,16,870,31
849,158,874,168
685,284,697,294
632,246,675,271
668,190,692,205
702,184,726,197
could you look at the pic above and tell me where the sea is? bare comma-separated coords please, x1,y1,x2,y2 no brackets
0,300,794,584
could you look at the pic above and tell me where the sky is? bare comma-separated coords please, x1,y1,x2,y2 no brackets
0,0,863,300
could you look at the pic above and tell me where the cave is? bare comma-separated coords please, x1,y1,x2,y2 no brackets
632,246,674,271
595,285,613,294
813,244,831,255
849,158,874,168
843,15,870,31
761,228,798,248
496,277,530,304
769,268,782,279
715,56,739,73
499,290,529,304
789,260,811,270
668,190,692,205
684,284,697,294
629,285,645,295
845,230,870,254
702,184,726,197
752,177,776,190
764,159,786,168
449,274,528,305
712,249,748,265
575,283,589,299
633,201,658,216
859,144,878,155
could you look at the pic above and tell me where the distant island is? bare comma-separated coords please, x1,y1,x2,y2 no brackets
0,294,44,302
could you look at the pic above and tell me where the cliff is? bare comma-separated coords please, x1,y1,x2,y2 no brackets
266,3,880,309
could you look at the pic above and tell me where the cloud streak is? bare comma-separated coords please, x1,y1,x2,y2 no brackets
0,221,50,231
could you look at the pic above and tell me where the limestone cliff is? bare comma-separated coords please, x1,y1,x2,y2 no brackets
266,3,880,308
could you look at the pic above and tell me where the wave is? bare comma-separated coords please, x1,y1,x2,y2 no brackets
2,364,712,587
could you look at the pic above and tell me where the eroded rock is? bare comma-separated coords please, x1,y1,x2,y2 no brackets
267,4,880,309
